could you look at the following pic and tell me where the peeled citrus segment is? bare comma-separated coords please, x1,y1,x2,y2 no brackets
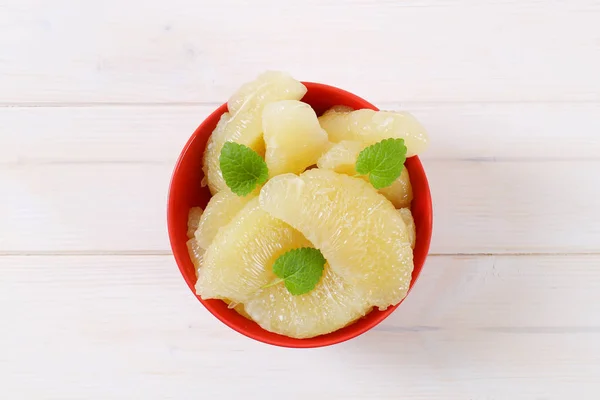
222,299,252,320
263,100,329,177
259,169,414,310
195,198,308,303
233,303,251,320
202,112,265,195
317,140,363,175
328,105,354,113
186,207,205,268
378,169,413,209
318,108,428,157
244,266,370,339
318,107,353,139
203,72,307,194
228,71,307,115
317,140,413,208
399,208,416,249
202,112,264,195
187,239,204,269
194,190,255,250
194,194,370,337
187,207,204,239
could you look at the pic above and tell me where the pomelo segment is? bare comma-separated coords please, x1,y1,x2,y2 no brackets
187,239,204,269
245,266,370,339
195,198,307,303
228,71,307,115
316,140,364,176
263,100,329,177
186,207,203,239
399,208,416,249
203,72,307,194
318,107,428,157
194,190,255,250
186,207,205,269
190,200,253,319
259,169,414,309
194,196,371,338
378,169,413,209
317,140,413,208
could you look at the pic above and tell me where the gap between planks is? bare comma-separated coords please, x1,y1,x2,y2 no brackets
4,157,600,167
1,252,599,257
2,100,600,108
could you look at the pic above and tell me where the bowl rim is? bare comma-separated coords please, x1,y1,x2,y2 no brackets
167,81,433,348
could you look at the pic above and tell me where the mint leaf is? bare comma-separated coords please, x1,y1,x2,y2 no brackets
355,138,407,189
271,248,326,296
219,142,268,196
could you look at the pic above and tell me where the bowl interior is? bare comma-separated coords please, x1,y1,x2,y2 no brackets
167,82,432,348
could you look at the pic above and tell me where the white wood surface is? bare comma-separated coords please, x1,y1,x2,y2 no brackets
2,255,600,399
1,0,600,398
2,0,600,104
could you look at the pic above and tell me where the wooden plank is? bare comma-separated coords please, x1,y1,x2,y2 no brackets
0,106,203,164
1,254,598,398
0,164,171,253
1,0,600,103
2,103,600,164
427,159,600,254
1,161,599,254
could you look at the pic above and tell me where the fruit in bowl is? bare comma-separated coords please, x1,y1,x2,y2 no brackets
167,71,433,348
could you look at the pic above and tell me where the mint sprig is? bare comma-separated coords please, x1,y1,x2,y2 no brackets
355,138,407,189
219,142,268,196
265,248,326,296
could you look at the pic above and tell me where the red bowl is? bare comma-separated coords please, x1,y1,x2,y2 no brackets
167,82,433,348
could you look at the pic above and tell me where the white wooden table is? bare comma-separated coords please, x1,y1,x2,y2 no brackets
2,1,600,398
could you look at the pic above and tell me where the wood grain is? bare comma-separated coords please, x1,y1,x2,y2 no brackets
0,164,171,253
2,0,600,396
2,103,600,165
2,161,598,254
1,254,598,399
1,0,600,103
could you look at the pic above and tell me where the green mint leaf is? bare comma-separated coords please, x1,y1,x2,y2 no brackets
271,248,326,296
219,142,268,196
355,138,407,189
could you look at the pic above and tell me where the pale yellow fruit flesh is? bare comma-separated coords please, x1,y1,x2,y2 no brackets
186,207,203,239
194,190,255,250
222,299,252,320
317,140,413,208
189,205,252,319
228,71,307,115
316,140,363,175
194,195,371,338
378,170,413,209
327,105,354,113
244,266,370,339
186,207,205,269
203,71,307,194
318,108,428,157
203,112,264,195
259,169,414,310
187,239,204,269
399,208,416,249
193,95,424,336
263,100,329,177
196,198,308,303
